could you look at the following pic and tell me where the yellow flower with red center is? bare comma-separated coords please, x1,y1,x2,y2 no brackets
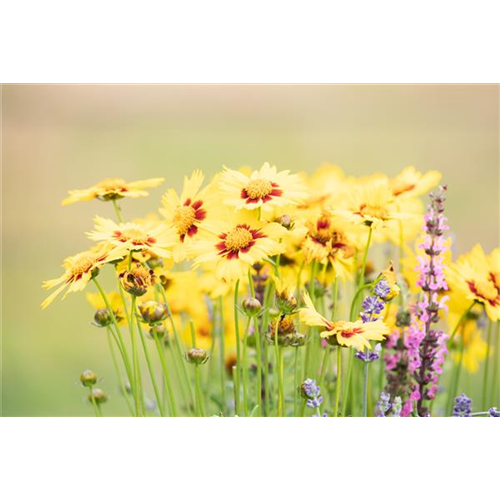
219,162,309,212
41,243,126,309
447,244,500,322
301,212,357,281
298,292,389,350
190,214,286,282
87,216,177,260
61,177,164,205
160,170,220,261
334,179,415,230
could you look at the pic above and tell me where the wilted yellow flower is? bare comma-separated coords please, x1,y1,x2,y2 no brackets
219,162,309,212
62,177,164,205
298,292,389,350
87,216,177,260
42,244,125,309
447,244,500,322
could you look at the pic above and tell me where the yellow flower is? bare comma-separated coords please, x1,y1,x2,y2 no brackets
334,179,414,230
298,292,389,350
42,244,125,309
218,162,309,212
447,244,500,322
86,216,177,260
390,166,441,200
160,170,220,261
190,213,286,283
62,177,164,205
301,212,356,281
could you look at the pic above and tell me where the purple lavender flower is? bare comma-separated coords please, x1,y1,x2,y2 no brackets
301,378,324,409
489,407,500,417
360,295,385,323
374,280,391,300
453,393,472,417
404,186,449,417
355,343,382,362
376,392,392,417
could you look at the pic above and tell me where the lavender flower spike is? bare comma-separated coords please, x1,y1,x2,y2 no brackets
453,393,472,417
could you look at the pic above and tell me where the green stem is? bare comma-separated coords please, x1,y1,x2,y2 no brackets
242,317,250,416
112,199,124,223
89,387,103,500
218,295,227,413
278,347,285,416
449,302,475,342
334,346,342,417
358,225,373,287
362,353,369,417
293,347,299,417
93,278,134,394
231,366,239,417
153,332,178,416
490,321,500,407
248,271,262,416
343,350,355,415
129,296,142,416
447,329,465,415
482,319,493,409
136,319,166,417
233,280,242,416
106,327,134,415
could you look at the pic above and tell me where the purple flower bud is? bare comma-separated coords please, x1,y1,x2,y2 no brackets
453,393,472,417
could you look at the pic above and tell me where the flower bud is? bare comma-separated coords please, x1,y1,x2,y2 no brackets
89,387,107,405
120,264,156,296
396,310,412,327
278,214,292,229
138,300,169,324
275,293,297,315
289,332,307,347
149,323,167,339
267,316,297,346
93,308,111,327
185,348,209,365
80,369,98,387
242,297,262,316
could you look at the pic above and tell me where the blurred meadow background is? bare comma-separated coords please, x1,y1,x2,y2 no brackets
1,84,499,416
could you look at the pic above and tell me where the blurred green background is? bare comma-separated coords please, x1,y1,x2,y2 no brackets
2,84,499,416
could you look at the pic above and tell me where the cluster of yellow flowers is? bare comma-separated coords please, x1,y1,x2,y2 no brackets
42,163,499,416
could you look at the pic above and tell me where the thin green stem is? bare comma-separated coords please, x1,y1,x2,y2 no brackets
136,319,165,417
449,302,475,342
112,199,124,223
490,321,500,407
106,327,134,415
248,271,262,416
362,353,369,417
218,295,227,413
334,346,342,417
88,387,101,417
129,296,142,416
153,332,178,417
358,225,373,287
233,280,242,416
242,317,250,416
293,347,299,417
482,319,493,409
93,277,134,392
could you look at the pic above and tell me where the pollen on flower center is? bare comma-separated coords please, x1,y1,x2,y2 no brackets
225,227,254,251
70,254,96,275
173,205,196,235
245,179,273,200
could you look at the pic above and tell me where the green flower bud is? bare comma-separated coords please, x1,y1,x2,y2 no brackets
80,369,98,387
89,387,107,405
93,308,111,327
149,323,167,339
138,300,169,324
242,297,262,316
185,348,209,366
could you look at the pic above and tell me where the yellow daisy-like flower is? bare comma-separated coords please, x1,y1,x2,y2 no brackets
190,214,286,283
86,216,177,260
334,179,414,230
298,292,389,350
41,243,125,309
219,162,309,212
62,177,164,206
301,212,356,281
447,244,500,322
390,166,441,200
159,170,218,262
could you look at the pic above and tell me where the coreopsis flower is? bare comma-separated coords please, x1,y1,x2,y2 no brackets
218,162,309,212
447,244,500,322
62,177,164,205
334,179,414,229
190,214,286,283
298,292,389,350
87,216,177,260
41,244,126,309
302,164,350,210
301,213,356,281
160,170,219,261
273,276,298,314
119,264,156,296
